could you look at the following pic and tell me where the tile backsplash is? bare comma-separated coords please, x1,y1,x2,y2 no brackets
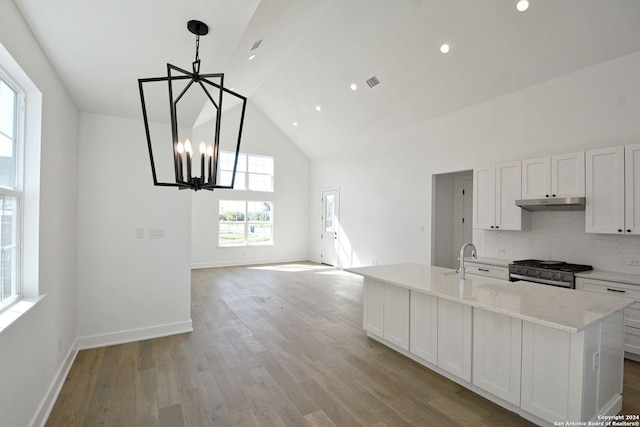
477,211,640,274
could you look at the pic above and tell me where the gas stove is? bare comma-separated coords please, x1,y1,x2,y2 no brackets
508,259,593,288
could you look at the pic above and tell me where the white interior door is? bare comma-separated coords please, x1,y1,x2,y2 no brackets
321,189,339,266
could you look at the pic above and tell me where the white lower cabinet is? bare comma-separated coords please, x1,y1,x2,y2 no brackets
363,278,385,337
409,291,438,364
472,308,522,406
576,277,640,359
365,281,625,425
384,284,410,350
520,314,624,424
437,299,472,382
464,261,509,281
363,278,409,350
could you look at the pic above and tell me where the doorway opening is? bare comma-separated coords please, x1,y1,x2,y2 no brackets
432,170,473,268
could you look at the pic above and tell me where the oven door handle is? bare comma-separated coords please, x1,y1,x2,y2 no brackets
509,274,571,288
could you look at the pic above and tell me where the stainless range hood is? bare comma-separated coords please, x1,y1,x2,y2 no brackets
515,197,586,212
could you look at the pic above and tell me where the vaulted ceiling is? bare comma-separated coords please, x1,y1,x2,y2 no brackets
14,0,640,159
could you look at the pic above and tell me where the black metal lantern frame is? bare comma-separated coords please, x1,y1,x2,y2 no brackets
138,20,247,191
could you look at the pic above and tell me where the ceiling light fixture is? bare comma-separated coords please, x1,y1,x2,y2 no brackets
315,105,322,111
440,43,451,54
516,0,530,12
350,83,358,91
248,54,256,61
138,20,247,191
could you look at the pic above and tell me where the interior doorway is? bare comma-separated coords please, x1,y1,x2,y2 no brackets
321,188,340,266
432,171,473,268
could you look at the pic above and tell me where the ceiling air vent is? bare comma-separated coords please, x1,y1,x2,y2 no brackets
250,39,263,51
365,75,380,88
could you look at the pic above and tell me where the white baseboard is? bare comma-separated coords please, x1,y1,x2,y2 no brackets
77,319,193,350
30,338,79,427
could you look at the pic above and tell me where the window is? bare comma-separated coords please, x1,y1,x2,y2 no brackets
218,151,274,192
219,200,273,246
0,72,22,310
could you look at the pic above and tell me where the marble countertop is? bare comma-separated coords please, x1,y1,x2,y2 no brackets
347,263,635,333
576,269,640,286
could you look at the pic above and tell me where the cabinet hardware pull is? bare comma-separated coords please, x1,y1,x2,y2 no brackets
618,229,623,233
606,288,626,293
627,229,632,233
479,268,490,272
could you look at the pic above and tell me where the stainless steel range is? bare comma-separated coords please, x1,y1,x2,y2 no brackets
508,259,593,288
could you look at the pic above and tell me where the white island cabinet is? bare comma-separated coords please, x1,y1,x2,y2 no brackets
349,263,634,427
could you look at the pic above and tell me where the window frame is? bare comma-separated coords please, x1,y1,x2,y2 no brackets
218,200,274,247
218,151,274,192
0,69,24,312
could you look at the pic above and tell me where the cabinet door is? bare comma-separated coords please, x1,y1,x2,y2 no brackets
473,166,495,229
521,322,577,423
472,308,522,406
363,279,384,337
552,151,585,198
522,157,551,199
384,285,410,350
437,299,472,382
495,161,522,230
586,146,625,234
410,291,438,364
625,143,640,235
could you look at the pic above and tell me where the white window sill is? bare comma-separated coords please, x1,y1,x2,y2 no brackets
0,295,46,335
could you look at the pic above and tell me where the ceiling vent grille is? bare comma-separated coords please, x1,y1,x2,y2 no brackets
365,75,380,88
250,39,263,51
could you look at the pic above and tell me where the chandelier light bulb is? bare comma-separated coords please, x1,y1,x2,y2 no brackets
177,141,184,154
207,144,214,157
199,141,206,154
184,139,193,154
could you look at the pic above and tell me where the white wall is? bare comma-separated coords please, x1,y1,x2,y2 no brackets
310,50,640,269
76,113,192,347
191,102,310,268
0,1,79,426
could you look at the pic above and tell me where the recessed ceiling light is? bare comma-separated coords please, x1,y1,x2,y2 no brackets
350,83,358,91
440,43,451,54
293,122,298,127
516,0,530,12
315,105,321,111
248,54,256,60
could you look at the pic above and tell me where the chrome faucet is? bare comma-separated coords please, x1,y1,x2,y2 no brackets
458,242,477,280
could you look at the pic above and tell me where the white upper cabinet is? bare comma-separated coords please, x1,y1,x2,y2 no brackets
586,144,640,234
474,161,526,230
625,143,640,235
521,152,585,199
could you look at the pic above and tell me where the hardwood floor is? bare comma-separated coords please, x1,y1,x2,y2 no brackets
47,262,640,426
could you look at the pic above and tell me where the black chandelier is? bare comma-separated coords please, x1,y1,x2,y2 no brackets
138,20,247,191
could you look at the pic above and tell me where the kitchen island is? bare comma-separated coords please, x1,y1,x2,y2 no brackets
347,263,635,427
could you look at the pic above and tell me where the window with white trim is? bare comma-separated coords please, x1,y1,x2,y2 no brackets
0,72,23,311
219,200,273,246
218,151,274,192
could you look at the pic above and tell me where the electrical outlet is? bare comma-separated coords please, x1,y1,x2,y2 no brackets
149,228,165,238
135,228,144,239
629,259,640,267
497,248,506,254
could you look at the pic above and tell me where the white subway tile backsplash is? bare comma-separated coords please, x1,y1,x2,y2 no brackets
481,211,640,274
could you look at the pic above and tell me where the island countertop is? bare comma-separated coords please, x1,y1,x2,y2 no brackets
346,263,635,333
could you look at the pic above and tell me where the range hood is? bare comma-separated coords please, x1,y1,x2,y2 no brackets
515,197,586,212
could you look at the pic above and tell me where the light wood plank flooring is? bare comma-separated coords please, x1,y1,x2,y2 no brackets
47,262,640,426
